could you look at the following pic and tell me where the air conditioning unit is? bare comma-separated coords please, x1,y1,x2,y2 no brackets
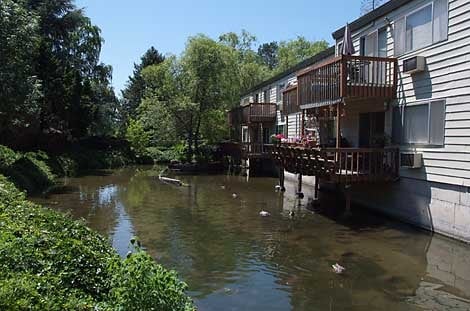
400,152,422,168
403,56,425,74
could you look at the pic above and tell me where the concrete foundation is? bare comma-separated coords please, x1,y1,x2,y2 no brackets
283,171,470,244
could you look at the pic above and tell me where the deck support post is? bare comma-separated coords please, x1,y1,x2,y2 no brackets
279,166,286,192
297,173,304,198
344,184,351,215
314,176,320,200
336,101,342,149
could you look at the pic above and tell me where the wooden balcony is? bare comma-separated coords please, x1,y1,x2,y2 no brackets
269,144,399,184
297,55,398,108
228,103,277,126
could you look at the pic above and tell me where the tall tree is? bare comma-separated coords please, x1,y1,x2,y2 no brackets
0,0,42,146
258,41,279,70
121,47,165,119
277,37,329,72
219,30,270,97
141,36,237,161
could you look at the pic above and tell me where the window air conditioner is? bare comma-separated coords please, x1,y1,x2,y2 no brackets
403,56,425,74
400,152,422,168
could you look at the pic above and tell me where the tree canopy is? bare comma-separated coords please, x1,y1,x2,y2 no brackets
0,0,118,148
129,31,329,162
121,47,165,121
1,0,328,161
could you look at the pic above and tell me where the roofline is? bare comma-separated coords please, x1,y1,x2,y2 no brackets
332,0,414,40
241,46,335,97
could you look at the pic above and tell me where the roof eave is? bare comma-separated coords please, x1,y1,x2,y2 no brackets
332,0,414,40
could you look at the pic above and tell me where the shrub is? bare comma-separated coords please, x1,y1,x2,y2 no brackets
0,145,19,168
0,174,195,310
146,145,185,163
106,247,194,311
0,146,55,194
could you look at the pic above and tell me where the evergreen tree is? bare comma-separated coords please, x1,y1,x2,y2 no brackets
121,47,165,119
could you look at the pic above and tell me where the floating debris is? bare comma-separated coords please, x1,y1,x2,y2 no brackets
221,185,226,190
232,193,238,198
259,210,271,217
158,168,187,186
332,263,345,274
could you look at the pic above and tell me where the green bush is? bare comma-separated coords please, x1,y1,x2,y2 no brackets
146,146,185,163
46,154,79,177
0,145,19,168
0,174,195,310
0,146,55,194
107,247,194,311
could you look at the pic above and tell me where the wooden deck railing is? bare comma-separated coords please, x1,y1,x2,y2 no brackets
269,145,399,184
244,103,277,123
282,85,299,114
228,103,277,126
240,142,269,158
297,55,398,108
220,142,271,159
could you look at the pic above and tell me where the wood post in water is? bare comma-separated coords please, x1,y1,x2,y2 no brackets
344,184,351,214
279,167,286,192
314,176,320,200
297,173,304,198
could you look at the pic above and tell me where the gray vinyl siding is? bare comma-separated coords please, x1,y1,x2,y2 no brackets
337,0,470,187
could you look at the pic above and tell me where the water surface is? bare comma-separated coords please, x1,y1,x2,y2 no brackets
33,166,470,310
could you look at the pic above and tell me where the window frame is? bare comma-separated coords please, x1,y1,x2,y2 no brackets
277,83,285,103
241,126,249,143
358,25,388,58
394,99,446,147
394,0,448,56
404,2,434,53
264,89,270,103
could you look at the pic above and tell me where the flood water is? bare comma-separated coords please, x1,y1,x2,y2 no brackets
33,166,470,310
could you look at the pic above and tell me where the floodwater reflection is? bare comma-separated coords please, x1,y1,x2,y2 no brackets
33,166,470,310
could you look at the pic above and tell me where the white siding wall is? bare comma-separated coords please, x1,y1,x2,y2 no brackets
287,112,302,139
338,0,470,187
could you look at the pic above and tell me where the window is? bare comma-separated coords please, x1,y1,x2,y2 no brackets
359,27,386,57
393,100,445,145
254,93,259,103
241,126,249,143
337,43,343,56
378,27,387,57
406,4,433,51
276,84,285,102
264,89,270,102
276,125,285,136
394,0,448,55
359,37,365,56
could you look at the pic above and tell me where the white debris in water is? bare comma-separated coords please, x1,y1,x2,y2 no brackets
259,211,271,217
232,193,237,198
332,263,345,274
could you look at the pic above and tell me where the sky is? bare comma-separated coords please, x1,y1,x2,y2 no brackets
74,0,362,94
